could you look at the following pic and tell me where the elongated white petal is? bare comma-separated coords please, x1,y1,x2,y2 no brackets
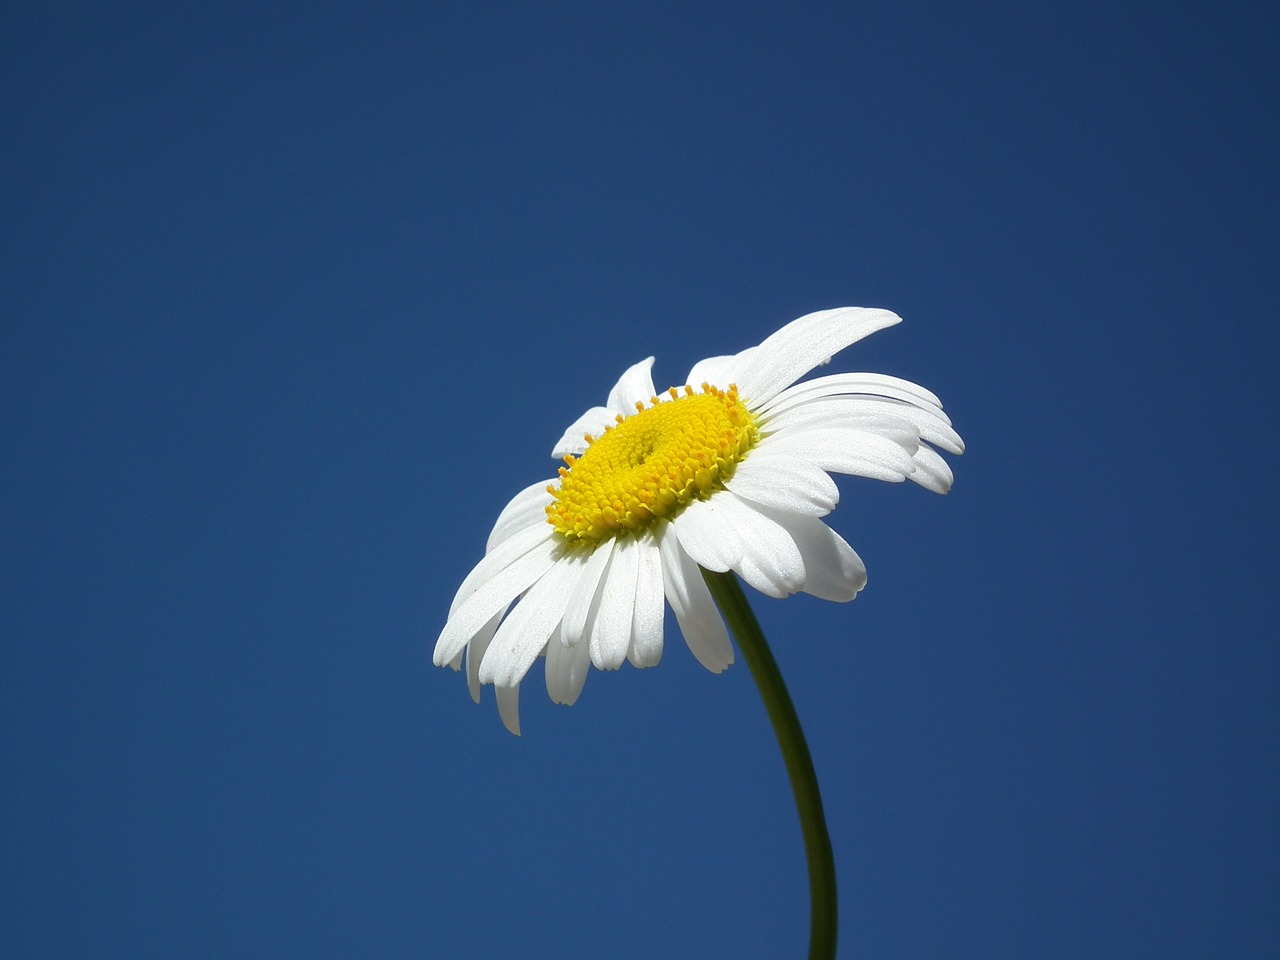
726,453,839,517
769,512,867,602
573,559,607,664
762,414,920,449
466,606,508,702
591,535,639,670
607,357,657,412
552,407,615,458
756,427,919,482
713,493,806,598
762,399,913,436
763,396,963,456
478,555,580,687
487,479,555,551
657,522,734,672
760,371,946,416
908,443,955,493
546,624,592,705
559,538,614,647
671,498,743,572
448,522,556,617
435,532,561,666
734,307,902,406
627,536,665,667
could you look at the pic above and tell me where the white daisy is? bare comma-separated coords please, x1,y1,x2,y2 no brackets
434,307,964,733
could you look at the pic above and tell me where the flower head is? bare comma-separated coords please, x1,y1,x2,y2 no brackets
434,307,964,733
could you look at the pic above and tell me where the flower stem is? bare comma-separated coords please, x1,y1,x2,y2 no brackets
701,569,837,960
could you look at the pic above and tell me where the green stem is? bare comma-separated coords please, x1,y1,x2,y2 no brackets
701,569,837,960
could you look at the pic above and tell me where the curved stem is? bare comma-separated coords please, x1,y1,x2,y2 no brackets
701,569,837,960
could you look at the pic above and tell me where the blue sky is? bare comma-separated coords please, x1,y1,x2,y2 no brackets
3,2,1277,957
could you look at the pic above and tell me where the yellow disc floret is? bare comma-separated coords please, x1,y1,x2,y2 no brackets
546,383,759,544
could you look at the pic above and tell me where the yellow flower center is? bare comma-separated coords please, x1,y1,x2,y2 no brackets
546,384,759,544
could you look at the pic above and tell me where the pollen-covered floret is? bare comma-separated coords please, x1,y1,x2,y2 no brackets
546,384,758,543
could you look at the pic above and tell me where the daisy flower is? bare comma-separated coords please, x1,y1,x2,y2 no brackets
434,306,963,734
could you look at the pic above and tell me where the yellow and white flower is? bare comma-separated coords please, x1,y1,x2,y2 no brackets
434,307,963,733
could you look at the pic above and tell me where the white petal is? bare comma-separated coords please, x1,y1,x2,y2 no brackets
627,535,665,668
763,398,912,435
657,522,734,672
573,563,607,665
496,683,521,735
713,493,806,598
591,535,640,670
763,412,921,450
760,371,946,416
908,443,955,494
551,407,615,458
764,396,963,456
607,357,657,412
478,555,580,688
448,522,555,617
486,479,555,552
466,606,508,702
434,531,560,666
770,512,867,602
671,498,743,572
726,453,839,517
756,427,919,483
546,622,592,705
733,307,902,406
685,346,758,389
559,538,615,647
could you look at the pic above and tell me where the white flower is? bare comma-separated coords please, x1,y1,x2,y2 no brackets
434,307,964,733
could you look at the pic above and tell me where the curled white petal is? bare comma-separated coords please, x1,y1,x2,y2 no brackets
711,492,807,598
657,522,734,672
607,357,657,412
591,535,640,670
908,443,955,494
763,395,963,457
435,528,561,666
487,479,556,552
477,555,581,688
770,511,867,602
761,372,947,417
756,427,920,483
551,407,615,458
671,498,744,573
726,453,839,517
627,534,665,668
685,346,757,389
448,522,555,617
546,625,592,705
559,538,615,647
466,606,508,702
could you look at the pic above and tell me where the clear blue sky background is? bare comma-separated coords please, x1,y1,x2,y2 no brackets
3,3,1277,958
